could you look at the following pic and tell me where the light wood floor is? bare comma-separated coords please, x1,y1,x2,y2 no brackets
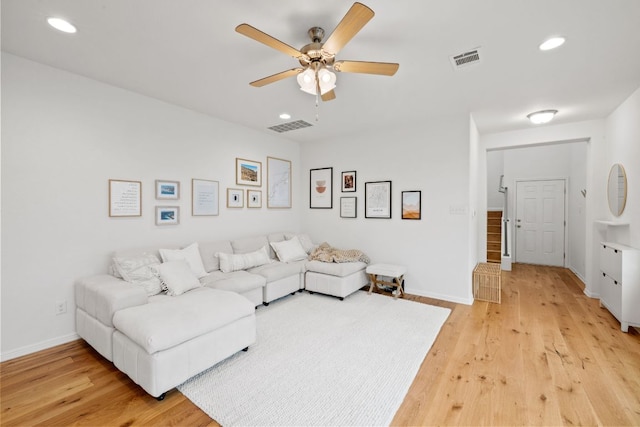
2,264,639,426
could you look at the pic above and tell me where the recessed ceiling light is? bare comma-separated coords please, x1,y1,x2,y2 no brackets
47,17,77,34
527,110,558,124
279,113,291,120
539,37,565,51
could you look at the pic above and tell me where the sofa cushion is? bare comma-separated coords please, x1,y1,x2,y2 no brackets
248,260,303,283
217,246,271,273
284,232,316,254
198,240,233,272
305,260,368,277
112,252,163,296
200,270,266,293
232,235,275,259
156,260,201,296
159,243,207,278
112,287,254,354
270,236,308,263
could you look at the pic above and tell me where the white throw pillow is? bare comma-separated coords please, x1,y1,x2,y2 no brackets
270,236,308,262
216,246,271,273
112,252,163,296
156,260,201,296
159,243,208,278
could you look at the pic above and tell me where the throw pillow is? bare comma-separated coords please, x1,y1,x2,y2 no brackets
159,243,208,278
216,246,271,273
155,260,201,296
112,252,163,296
270,236,308,262
284,232,316,254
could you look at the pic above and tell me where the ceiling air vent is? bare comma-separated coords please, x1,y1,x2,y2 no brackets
449,47,482,70
268,120,313,133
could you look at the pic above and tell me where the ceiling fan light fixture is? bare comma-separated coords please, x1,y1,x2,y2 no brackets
317,67,336,95
527,109,558,124
297,68,317,95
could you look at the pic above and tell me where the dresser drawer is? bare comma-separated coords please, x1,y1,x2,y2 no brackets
601,273,622,320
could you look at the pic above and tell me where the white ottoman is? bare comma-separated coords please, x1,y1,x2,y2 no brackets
305,260,368,300
366,263,407,299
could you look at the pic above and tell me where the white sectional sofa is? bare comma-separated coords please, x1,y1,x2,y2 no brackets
75,232,368,399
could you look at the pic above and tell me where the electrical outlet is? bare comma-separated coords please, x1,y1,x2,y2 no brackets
55,300,67,315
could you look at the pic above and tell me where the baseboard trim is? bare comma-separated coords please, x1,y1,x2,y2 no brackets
1,333,80,362
405,287,473,305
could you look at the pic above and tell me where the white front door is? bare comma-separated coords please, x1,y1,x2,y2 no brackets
515,179,565,266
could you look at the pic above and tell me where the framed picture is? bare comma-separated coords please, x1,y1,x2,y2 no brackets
109,179,141,217
341,171,356,192
155,180,180,200
365,181,392,219
340,197,357,218
402,191,421,220
310,167,333,209
247,190,262,208
267,156,291,208
155,206,179,225
192,179,219,216
236,158,262,187
227,188,244,208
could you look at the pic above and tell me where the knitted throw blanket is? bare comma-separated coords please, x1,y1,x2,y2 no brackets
308,242,370,264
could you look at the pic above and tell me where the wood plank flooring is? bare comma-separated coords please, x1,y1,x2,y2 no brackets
2,264,639,426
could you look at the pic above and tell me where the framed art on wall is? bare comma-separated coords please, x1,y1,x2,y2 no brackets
341,171,356,192
192,179,219,216
267,156,291,208
109,179,142,217
236,158,262,187
247,190,262,208
310,167,333,209
402,191,421,220
155,206,179,225
227,188,244,208
155,180,179,200
365,181,392,218
340,197,357,218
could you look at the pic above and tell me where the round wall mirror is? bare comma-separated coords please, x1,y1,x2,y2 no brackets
607,163,627,216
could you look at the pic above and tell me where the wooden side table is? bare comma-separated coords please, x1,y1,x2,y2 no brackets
366,263,407,299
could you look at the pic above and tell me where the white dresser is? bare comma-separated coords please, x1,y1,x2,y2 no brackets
599,242,640,332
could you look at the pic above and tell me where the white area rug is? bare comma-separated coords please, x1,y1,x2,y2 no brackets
178,291,450,426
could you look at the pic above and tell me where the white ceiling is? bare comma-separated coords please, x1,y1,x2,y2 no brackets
3,0,640,144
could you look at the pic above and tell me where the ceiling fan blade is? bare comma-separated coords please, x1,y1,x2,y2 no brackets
236,24,307,60
322,2,374,56
334,60,399,76
250,68,303,87
321,90,336,101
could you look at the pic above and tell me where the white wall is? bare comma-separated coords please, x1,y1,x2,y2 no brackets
1,53,302,360
486,150,505,210
603,86,640,247
300,116,474,305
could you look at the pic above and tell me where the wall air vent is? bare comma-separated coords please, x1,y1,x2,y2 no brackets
268,120,313,133
449,47,482,70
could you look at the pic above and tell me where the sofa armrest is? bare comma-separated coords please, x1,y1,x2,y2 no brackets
75,274,148,327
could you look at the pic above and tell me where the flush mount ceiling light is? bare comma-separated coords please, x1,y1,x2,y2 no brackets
47,17,77,33
527,109,558,124
279,113,291,120
539,36,565,51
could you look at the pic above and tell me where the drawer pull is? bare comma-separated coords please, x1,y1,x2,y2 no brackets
614,280,618,285
603,272,606,277
615,249,619,253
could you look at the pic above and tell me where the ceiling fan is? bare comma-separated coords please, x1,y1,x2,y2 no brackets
236,2,399,102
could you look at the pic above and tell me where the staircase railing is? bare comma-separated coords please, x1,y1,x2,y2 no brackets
498,176,510,257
